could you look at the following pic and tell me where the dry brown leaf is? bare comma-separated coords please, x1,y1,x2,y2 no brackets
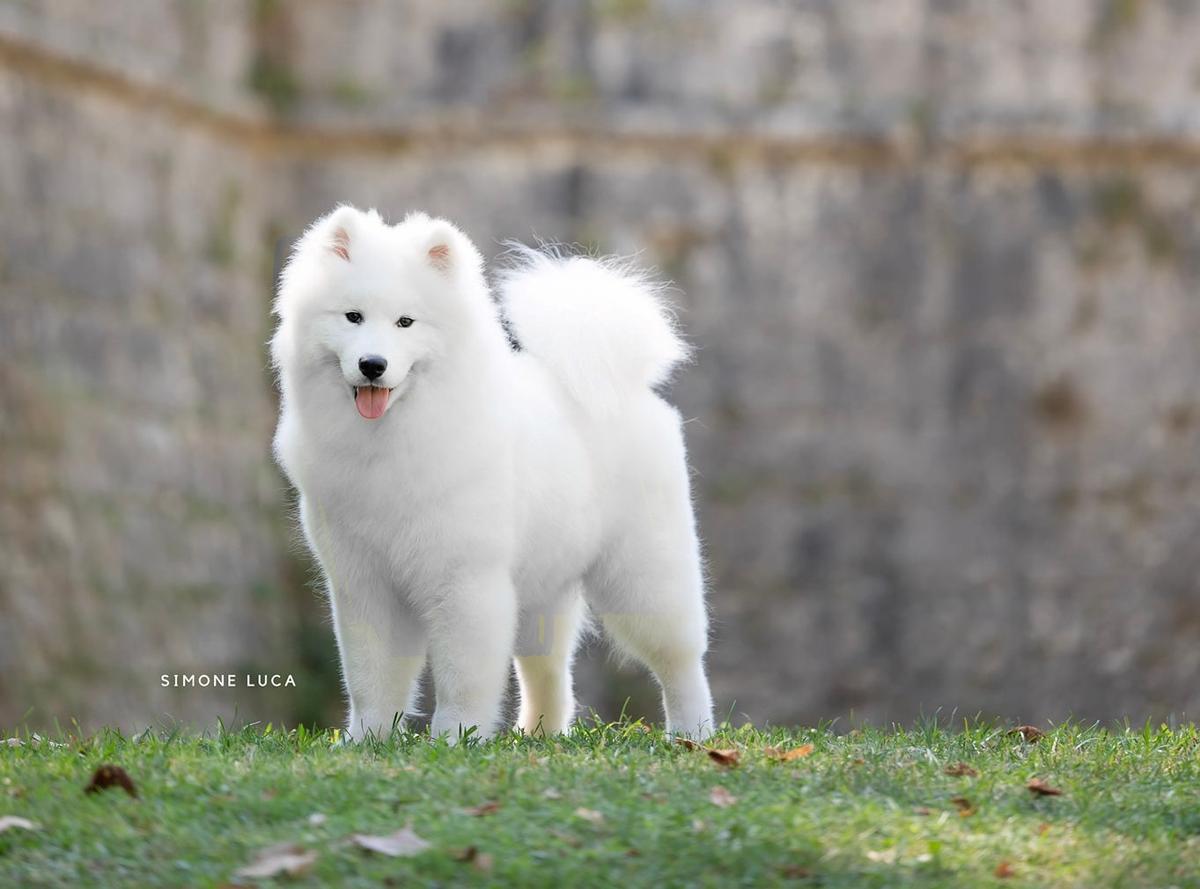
350,826,431,857
453,844,493,871
1009,725,1045,743
766,744,814,762
781,865,812,879
464,800,502,817
84,764,138,799
995,861,1015,878
1026,778,1063,797
706,748,741,768
950,796,976,817
944,762,979,777
1037,822,1051,835
0,816,37,833
912,806,933,816
674,737,701,751
233,843,318,880
574,807,605,825
709,786,737,807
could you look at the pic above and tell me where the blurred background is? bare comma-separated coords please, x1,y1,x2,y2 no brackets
3,0,1200,733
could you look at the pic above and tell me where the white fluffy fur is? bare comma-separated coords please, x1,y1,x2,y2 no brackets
497,246,691,415
271,206,713,741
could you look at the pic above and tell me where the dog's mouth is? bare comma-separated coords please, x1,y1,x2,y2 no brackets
352,385,392,420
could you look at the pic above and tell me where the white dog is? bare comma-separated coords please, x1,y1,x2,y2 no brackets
271,206,713,740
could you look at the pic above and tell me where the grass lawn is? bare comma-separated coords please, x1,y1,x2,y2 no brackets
1,720,1198,887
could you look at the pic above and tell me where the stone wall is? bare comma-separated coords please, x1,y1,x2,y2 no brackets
3,0,1200,731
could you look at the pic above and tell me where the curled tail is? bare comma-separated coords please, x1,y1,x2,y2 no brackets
497,246,690,414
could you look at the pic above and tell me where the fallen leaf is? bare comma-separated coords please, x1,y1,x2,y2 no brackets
709,786,737,807
995,861,1015,878
866,848,898,863
674,737,701,751
944,762,979,777
950,796,976,817
452,845,494,871
1026,778,1062,797
1037,822,1051,835
781,865,812,878
464,800,501,817
84,764,138,798
574,807,605,824
0,816,37,833
706,748,741,768
1009,725,1044,743
851,758,866,767
233,843,318,880
766,744,814,762
350,826,431,857
912,806,933,816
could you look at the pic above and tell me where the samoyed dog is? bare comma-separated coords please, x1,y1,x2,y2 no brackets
271,206,713,740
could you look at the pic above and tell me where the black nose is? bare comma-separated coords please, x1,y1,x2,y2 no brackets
358,355,387,381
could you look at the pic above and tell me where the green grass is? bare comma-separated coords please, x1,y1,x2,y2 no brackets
2,720,1199,887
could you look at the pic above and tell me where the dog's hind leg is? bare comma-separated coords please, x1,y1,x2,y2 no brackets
514,590,586,736
585,500,713,739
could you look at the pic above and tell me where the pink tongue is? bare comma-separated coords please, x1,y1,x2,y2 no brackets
354,386,389,420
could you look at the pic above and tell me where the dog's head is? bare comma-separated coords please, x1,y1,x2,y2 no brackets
272,206,487,420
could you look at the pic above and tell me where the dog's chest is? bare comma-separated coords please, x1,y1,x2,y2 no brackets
296,444,507,577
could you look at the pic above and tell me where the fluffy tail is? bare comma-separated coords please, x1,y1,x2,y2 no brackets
497,246,690,414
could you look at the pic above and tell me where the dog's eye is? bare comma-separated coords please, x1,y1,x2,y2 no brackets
397,316,414,328
345,311,363,324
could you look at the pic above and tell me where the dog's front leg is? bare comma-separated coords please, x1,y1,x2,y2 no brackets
327,580,428,741
427,568,517,742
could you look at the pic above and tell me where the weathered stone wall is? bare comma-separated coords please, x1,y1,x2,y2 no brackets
3,0,1200,731
0,2,297,730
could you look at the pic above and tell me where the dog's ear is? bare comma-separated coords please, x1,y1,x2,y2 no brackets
423,219,457,271
421,218,481,274
318,204,362,262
